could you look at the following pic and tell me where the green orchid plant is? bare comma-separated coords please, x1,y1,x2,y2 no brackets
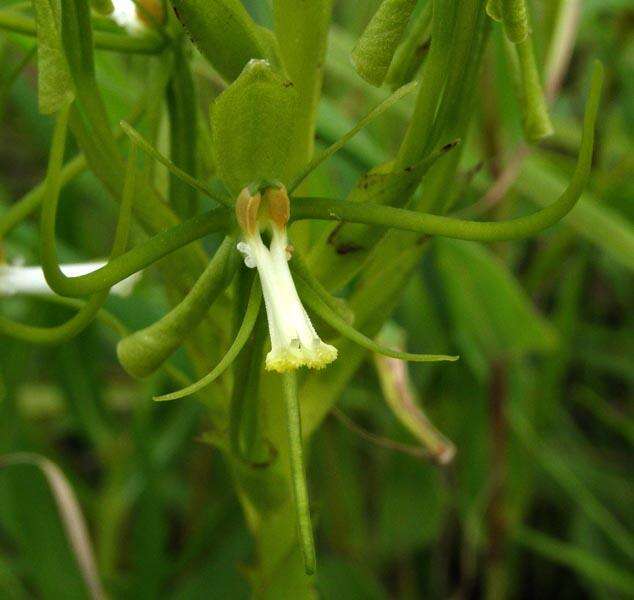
0,0,603,596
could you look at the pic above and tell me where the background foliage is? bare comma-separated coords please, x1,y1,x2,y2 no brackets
0,0,632,598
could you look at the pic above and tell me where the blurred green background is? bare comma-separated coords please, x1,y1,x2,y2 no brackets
0,0,632,598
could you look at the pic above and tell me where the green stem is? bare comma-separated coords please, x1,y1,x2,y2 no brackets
273,0,334,180
298,279,457,362
395,0,457,168
281,371,316,576
167,42,200,218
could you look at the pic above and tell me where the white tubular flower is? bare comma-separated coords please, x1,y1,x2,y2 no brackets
236,186,337,373
110,0,165,34
110,0,145,34
0,261,141,298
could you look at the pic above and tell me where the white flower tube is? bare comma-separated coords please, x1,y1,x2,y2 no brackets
236,186,337,373
110,0,145,33
108,0,164,34
0,262,141,298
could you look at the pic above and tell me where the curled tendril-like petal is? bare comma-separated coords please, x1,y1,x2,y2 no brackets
35,109,231,298
297,279,458,363
288,80,418,192
116,236,240,378
119,121,233,208
0,104,135,344
290,62,603,242
154,277,263,402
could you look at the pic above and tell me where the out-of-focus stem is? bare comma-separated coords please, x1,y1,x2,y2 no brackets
485,359,508,600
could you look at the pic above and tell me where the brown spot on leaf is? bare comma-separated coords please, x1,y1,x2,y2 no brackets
336,243,364,255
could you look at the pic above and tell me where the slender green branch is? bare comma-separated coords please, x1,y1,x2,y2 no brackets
40,101,232,296
40,208,232,297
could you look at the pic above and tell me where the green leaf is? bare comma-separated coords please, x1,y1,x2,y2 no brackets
515,526,634,595
170,0,273,82
273,0,334,177
436,239,558,377
211,59,298,194
351,0,417,87
31,0,74,113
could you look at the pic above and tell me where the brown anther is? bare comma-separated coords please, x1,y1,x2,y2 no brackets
264,186,290,230
235,188,261,237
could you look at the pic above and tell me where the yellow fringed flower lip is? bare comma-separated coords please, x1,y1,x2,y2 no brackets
236,185,337,372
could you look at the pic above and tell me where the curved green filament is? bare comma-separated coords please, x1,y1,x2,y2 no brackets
288,81,418,192
38,104,231,297
44,209,231,297
117,236,240,378
291,61,603,243
154,278,262,402
17,294,193,391
229,271,269,463
0,116,136,344
298,280,457,363
281,371,317,576
290,249,354,324
120,121,233,208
